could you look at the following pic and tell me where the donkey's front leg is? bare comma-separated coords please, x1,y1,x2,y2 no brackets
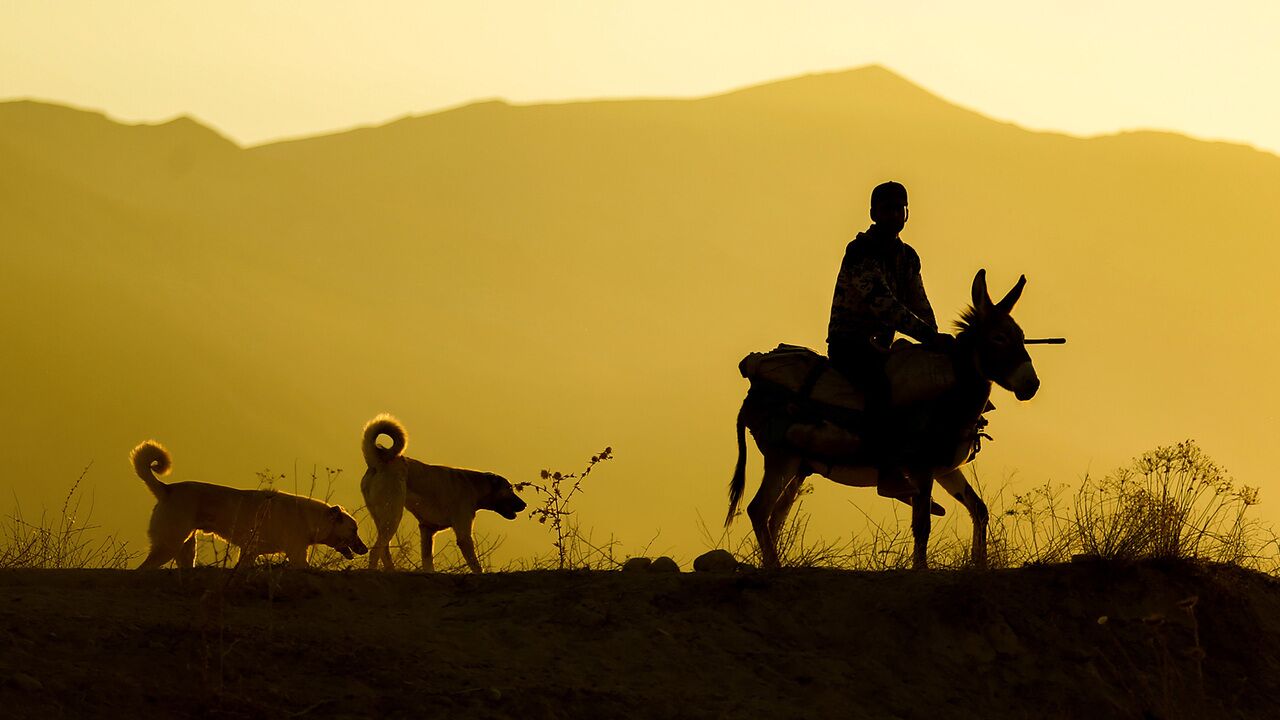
937,468,989,570
911,470,936,570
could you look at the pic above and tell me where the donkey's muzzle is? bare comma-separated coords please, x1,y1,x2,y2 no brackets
1009,362,1040,401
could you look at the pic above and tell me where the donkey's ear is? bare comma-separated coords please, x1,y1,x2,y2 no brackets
996,275,1027,313
971,269,991,313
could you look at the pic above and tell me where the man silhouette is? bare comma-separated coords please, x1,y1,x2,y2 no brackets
828,181,947,380
827,181,949,489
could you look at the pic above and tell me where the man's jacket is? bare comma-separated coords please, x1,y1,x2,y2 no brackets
827,229,937,349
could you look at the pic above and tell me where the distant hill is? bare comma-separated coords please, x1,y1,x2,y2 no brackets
2,66,1278,560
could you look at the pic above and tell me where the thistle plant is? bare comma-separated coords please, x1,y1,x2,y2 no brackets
515,447,613,569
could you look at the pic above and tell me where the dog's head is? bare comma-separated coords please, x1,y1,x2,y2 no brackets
479,473,527,520
322,505,369,559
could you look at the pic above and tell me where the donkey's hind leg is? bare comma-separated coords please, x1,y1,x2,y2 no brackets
748,452,803,569
769,471,809,540
910,469,936,570
937,468,989,569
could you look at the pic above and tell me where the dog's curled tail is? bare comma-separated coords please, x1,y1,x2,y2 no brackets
362,414,408,468
130,440,172,499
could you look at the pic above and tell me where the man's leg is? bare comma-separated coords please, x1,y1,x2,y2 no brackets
828,340,908,497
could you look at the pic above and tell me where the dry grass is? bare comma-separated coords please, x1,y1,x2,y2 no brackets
0,463,134,569
3,440,1276,576
709,440,1279,574
983,440,1275,571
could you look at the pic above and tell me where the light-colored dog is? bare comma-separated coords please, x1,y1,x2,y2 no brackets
360,414,526,573
131,440,368,569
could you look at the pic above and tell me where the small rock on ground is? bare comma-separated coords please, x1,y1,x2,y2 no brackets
648,556,680,573
621,557,653,572
693,549,739,573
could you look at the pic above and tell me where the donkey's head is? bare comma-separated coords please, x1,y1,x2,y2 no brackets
956,270,1040,401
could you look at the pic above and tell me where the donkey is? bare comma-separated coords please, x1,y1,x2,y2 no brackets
727,269,1042,570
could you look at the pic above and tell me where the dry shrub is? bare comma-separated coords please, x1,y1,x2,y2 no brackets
1074,440,1264,565
982,478,1077,568
0,463,135,569
514,447,615,569
947,440,1272,570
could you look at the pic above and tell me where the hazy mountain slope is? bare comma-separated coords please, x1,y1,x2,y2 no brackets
2,66,1277,560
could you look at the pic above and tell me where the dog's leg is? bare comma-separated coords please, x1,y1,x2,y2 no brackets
286,547,310,569
419,522,441,572
371,508,402,572
454,517,482,574
363,465,406,571
176,535,197,568
137,544,179,570
138,525,191,569
139,507,190,570
368,536,394,571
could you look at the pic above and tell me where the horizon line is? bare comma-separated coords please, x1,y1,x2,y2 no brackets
2,63,1277,158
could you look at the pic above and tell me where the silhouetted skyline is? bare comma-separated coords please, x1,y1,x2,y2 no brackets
2,3,1277,151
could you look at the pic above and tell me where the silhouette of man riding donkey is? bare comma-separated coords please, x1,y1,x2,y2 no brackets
728,181,1062,570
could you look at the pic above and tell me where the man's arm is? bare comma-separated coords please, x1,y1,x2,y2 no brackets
901,250,938,332
844,255,938,342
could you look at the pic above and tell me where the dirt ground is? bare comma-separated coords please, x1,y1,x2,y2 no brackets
1,559,1278,720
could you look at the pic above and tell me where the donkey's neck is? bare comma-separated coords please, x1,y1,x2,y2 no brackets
951,331,992,407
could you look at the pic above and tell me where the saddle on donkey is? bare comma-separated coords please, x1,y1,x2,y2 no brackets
738,341,989,499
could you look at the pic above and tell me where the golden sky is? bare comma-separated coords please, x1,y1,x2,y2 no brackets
3,1,1278,152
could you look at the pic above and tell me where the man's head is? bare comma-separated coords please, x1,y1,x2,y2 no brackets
869,181,909,235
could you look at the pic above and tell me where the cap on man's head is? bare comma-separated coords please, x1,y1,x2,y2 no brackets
870,181,908,209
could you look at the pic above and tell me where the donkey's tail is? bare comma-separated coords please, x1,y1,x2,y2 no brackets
725,399,749,527
362,413,408,469
130,440,172,499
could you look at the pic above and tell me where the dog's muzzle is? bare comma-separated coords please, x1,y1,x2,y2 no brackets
336,538,369,559
499,497,528,520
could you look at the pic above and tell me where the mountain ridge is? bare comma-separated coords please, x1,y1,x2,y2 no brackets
4,65,1275,160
